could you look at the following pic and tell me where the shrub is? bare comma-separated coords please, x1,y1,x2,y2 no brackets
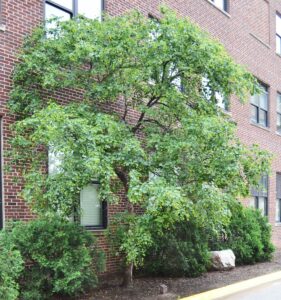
0,231,24,300
10,217,105,300
210,201,275,265
142,221,211,277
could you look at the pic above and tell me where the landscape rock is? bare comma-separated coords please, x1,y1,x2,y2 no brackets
159,284,168,294
210,249,235,271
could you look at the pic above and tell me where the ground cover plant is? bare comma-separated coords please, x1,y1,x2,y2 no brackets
9,7,271,286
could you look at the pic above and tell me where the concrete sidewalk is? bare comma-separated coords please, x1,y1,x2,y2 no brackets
181,271,281,300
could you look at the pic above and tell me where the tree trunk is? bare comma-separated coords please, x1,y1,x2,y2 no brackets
115,167,135,287
121,262,133,287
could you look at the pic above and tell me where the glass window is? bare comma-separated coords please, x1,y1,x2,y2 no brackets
53,0,73,10
48,148,63,175
80,183,104,227
250,83,268,127
45,3,71,20
45,0,103,20
211,0,228,12
277,93,281,133
276,199,281,222
78,0,103,20
251,175,268,216
48,150,106,228
202,76,229,111
276,173,281,222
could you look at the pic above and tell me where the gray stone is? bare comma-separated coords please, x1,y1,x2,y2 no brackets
211,249,235,271
159,284,168,294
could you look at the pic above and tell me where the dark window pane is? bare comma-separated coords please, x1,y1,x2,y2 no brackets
277,114,281,132
259,109,267,127
277,94,281,113
258,197,267,216
276,199,281,222
251,105,258,123
260,92,268,110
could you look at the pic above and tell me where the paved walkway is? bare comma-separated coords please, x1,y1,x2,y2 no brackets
182,271,281,300
225,280,281,300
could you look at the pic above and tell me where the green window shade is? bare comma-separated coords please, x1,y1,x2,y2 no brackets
80,183,102,227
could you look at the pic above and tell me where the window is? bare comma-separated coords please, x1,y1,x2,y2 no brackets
48,149,107,229
79,182,107,229
276,14,281,55
45,0,103,20
250,83,268,127
276,174,281,222
202,76,229,111
277,93,281,133
211,0,228,12
250,175,268,216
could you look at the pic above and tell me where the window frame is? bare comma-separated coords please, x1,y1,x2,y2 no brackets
77,180,108,230
48,150,107,230
45,0,105,19
250,83,269,127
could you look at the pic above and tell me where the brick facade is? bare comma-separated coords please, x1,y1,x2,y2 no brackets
1,0,281,274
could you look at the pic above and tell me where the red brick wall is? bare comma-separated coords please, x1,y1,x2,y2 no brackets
106,0,281,247
2,0,281,274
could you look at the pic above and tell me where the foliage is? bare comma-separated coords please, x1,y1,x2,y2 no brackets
9,7,272,282
9,217,105,299
0,230,24,300
210,201,275,265
141,220,211,277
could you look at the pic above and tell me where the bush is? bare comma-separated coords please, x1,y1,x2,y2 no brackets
0,231,24,300
142,221,211,277
9,217,105,300
210,202,275,265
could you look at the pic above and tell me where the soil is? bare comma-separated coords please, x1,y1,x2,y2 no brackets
87,250,281,300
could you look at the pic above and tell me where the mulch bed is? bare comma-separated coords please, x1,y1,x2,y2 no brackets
84,250,281,300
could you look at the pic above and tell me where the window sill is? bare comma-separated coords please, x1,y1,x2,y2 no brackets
205,0,231,18
86,228,106,235
250,33,270,49
250,122,270,132
276,131,281,136
0,24,6,32
275,222,281,227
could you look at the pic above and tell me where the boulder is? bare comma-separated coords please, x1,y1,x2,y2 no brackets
210,249,235,271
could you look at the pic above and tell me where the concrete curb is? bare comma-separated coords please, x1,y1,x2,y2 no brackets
180,271,281,300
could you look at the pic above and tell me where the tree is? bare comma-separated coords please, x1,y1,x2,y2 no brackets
9,8,271,286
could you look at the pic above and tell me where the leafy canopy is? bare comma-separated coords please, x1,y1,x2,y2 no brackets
10,8,271,268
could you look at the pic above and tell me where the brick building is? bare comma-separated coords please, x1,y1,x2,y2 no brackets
1,0,281,273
